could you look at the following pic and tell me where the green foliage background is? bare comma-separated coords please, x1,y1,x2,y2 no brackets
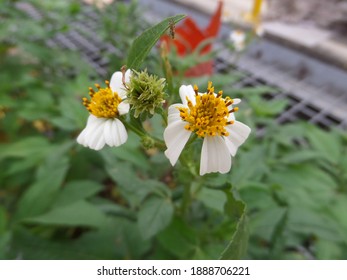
1,0,347,260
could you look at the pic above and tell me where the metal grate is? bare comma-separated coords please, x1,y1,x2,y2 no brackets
16,1,347,130
215,43,347,129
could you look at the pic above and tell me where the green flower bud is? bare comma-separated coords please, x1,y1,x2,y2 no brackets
141,135,155,149
126,69,166,118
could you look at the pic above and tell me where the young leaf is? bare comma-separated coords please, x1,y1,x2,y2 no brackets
127,14,185,69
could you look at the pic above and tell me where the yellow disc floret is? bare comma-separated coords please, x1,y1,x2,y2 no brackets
178,82,238,138
82,81,122,118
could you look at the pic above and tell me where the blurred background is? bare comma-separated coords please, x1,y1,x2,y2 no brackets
1,0,347,260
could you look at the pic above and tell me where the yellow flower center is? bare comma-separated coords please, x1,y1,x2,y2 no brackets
82,81,122,118
178,82,238,138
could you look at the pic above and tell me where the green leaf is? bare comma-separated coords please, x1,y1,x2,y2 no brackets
249,207,287,241
0,137,50,160
10,226,109,260
305,126,341,164
157,217,198,259
14,156,69,221
127,14,185,69
24,201,107,228
315,239,344,259
280,150,324,164
288,206,343,242
11,216,150,260
102,153,170,208
327,196,347,242
231,146,267,188
228,86,278,97
0,206,7,234
138,195,174,239
249,95,288,117
220,200,248,260
269,165,337,209
0,232,11,259
104,140,149,171
53,180,103,208
196,187,226,213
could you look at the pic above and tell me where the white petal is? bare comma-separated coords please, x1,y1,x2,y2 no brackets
200,136,231,176
76,129,87,146
118,100,130,115
167,103,184,125
77,115,128,150
179,85,196,106
109,119,128,147
87,120,107,150
124,69,131,83
86,114,99,125
77,115,105,148
224,121,251,156
228,112,236,122
110,69,132,99
223,136,238,156
164,120,191,166
227,99,241,111
233,98,241,105
78,119,106,151
103,119,113,146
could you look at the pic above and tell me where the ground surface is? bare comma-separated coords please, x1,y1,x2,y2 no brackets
265,0,347,34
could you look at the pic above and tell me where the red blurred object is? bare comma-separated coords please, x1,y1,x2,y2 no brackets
161,1,223,77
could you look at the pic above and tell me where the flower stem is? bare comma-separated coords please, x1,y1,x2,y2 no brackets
124,121,146,138
124,121,166,150
181,183,191,216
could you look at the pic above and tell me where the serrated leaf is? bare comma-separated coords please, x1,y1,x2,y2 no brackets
24,201,107,228
220,201,248,260
138,195,174,239
127,14,185,69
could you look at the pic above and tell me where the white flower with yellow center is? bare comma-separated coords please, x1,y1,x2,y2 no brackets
77,70,131,150
164,82,251,176
230,30,246,52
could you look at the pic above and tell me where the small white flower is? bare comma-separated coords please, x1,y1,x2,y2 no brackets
230,30,246,52
77,70,131,151
164,83,251,176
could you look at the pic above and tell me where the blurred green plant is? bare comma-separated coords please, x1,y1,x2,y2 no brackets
1,0,347,261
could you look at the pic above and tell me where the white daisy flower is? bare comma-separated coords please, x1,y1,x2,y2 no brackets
77,69,131,151
164,82,251,176
230,30,246,52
